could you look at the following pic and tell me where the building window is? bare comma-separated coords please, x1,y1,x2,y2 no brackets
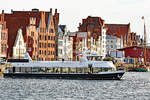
45,36,47,40
48,43,50,47
48,36,50,40
19,41,22,45
48,51,50,55
103,32,105,35
39,43,41,48
31,31,34,36
50,29,54,33
16,49,19,54
39,35,41,40
58,49,62,54
45,43,46,48
1,44,3,52
53,44,55,47
44,50,46,56
28,47,31,52
39,50,41,54
28,40,31,44
58,41,63,46
4,44,6,52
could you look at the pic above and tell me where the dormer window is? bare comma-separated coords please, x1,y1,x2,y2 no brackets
50,29,53,33
19,41,22,45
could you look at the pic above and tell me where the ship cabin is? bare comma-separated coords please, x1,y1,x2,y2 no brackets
5,61,116,74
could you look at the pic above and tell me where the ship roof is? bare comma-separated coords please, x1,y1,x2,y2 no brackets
11,61,115,68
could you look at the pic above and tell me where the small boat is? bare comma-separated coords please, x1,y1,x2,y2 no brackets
135,65,150,72
4,53,125,80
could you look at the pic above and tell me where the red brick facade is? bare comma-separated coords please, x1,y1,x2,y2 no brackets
78,16,104,40
105,23,131,47
118,46,150,62
1,8,59,60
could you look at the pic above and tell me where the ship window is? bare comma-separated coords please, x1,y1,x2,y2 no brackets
62,68,68,73
70,68,76,73
93,68,101,73
76,68,82,73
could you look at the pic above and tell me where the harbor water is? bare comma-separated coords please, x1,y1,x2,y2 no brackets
0,72,150,100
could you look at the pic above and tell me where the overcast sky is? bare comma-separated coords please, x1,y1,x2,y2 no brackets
1,0,150,42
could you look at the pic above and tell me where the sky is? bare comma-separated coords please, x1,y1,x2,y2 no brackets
1,0,150,42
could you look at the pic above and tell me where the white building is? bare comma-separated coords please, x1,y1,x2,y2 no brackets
58,25,73,61
13,29,26,58
106,34,125,59
101,27,107,58
77,32,87,51
90,27,107,58
76,27,107,59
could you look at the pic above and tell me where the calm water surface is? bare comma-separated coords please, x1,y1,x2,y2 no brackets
0,72,150,100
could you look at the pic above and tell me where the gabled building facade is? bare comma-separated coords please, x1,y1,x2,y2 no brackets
1,8,59,61
26,17,38,60
13,29,26,58
57,25,73,61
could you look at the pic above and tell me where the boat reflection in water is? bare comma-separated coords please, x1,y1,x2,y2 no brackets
4,53,125,80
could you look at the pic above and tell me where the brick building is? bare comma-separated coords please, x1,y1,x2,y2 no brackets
1,8,59,61
118,46,150,63
78,16,107,58
105,23,132,47
0,11,8,59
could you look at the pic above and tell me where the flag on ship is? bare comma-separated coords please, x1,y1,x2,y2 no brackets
76,53,83,56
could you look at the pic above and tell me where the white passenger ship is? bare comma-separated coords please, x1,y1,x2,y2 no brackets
4,52,125,80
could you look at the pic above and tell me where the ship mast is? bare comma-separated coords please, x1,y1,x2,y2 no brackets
142,16,147,65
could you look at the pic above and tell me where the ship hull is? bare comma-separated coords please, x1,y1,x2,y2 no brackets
4,71,125,80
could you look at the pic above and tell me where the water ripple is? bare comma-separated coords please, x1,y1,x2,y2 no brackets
0,72,150,100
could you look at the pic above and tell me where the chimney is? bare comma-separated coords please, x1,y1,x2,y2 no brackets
32,8,39,12
79,23,81,26
11,9,13,13
50,8,52,14
2,10,4,14
55,9,57,13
